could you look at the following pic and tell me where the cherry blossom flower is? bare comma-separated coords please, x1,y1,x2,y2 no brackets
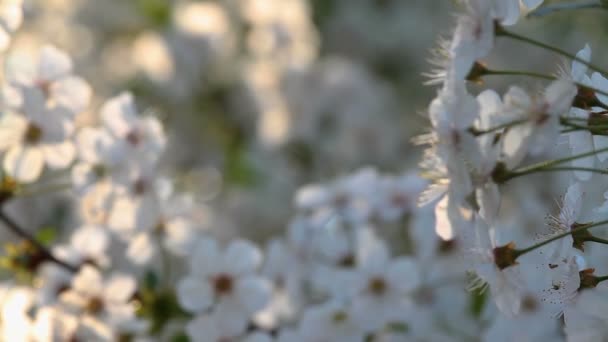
177,238,272,335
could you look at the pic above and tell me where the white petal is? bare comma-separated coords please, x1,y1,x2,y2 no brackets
71,225,109,259
563,182,583,222
186,314,221,342
72,265,103,296
41,141,75,169
477,183,501,223
163,218,197,256
593,135,608,162
545,79,576,115
4,145,44,183
494,0,520,26
101,92,137,138
502,123,533,169
572,44,591,82
190,238,221,276
38,45,72,82
223,240,262,275
592,72,608,105
51,76,91,114
235,276,272,314
387,257,420,293
177,277,213,314
126,232,157,265
434,196,453,240
569,130,594,181
104,274,136,303
521,0,544,9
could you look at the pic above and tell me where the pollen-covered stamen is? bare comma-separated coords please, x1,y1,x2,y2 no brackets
35,79,52,98
126,129,142,147
533,102,551,125
85,296,105,315
154,218,166,235
521,294,539,313
338,253,355,268
368,276,388,296
92,164,108,180
413,286,435,305
333,193,349,209
132,178,148,196
332,310,348,323
212,273,234,296
24,123,43,144
390,193,409,209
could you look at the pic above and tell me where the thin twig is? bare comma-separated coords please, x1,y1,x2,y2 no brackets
0,209,78,272
527,0,604,18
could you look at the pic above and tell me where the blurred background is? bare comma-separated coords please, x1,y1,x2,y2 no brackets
11,0,608,242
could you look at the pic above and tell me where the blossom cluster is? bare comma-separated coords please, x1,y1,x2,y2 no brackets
419,0,608,340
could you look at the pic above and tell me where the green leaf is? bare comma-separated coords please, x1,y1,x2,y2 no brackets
144,270,159,291
470,286,488,318
35,227,57,246
171,333,190,342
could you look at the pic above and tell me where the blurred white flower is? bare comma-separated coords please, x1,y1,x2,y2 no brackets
177,238,272,335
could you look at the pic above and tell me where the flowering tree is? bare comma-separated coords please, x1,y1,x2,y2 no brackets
3,0,608,341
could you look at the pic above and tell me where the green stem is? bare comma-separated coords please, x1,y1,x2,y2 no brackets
527,0,604,18
484,69,555,81
469,119,528,136
585,235,608,245
508,146,608,178
505,166,608,180
496,27,608,77
15,183,72,198
515,219,608,257
484,69,608,100
595,275,608,283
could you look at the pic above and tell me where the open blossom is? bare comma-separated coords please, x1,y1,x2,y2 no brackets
294,300,367,342
177,238,272,336
100,92,166,166
449,0,495,81
502,79,577,168
71,126,127,193
0,0,21,51
467,216,526,317
58,266,139,340
564,284,608,342
473,90,506,222
0,86,75,182
7,45,91,115
566,45,608,181
350,238,419,332
372,171,426,221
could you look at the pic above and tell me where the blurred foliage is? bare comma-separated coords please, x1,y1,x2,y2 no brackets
135,0,172,28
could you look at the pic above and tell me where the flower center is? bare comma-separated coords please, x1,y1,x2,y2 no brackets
126,130,141,146
521,295,538,313
24,123,43,144
133,178,147,195
332,310,348,323
368,276,388,296
85,296,105,315
391,193,409,208
212,273,233,295
92,164,107,179
36,79,52,98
